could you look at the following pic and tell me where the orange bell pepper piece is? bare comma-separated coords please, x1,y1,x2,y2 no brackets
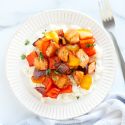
31,76,45,84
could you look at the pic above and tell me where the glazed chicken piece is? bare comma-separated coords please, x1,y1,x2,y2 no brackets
66,44,79,53
52,74,71,89
73,71,92,90
73,71,84,85
58,46,69,62
56,29,64,37
64,29,79,44
88,62,96,74
59,37,67,45
34,57,48,70
89,54,96,63
76,49,89,68
46,42,59,57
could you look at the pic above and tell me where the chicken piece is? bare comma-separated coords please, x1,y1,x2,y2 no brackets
34,57,48,70
52,74,71,89
73,71,84,85
56,29,64,37
66,44,79,53
88,62,96,74
58,46,69,62
33,38,43,48
89,55,96,63
76,49,89,68
46,42,59,57
59,37,67,45
64,29,79,44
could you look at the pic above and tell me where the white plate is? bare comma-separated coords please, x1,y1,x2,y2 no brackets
6,9,116,120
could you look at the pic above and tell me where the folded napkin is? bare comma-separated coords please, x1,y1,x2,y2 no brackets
15,94,125,125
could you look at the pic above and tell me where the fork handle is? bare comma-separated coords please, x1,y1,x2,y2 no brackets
109,31,125,81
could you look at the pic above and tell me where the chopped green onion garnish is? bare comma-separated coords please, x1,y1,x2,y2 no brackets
39,52,44,59
42,29,47,35
24,40,30,45
76,96,80,100
42,32,45,35
52,77,57,81
54,70,59,74
21,54,26,60
46,69,51,75
86,43,95,48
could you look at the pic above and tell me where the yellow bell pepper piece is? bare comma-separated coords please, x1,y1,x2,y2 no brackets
77,29,93,40
45,31,59,44
80,74,92,90
68,53,80,67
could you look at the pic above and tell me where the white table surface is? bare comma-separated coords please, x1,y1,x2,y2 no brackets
0,0,125,124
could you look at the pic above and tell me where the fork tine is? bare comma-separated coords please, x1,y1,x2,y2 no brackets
104,0,114,19
98,0,114,22
98,0,106,21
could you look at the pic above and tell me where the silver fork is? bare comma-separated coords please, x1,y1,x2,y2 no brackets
98,0,125,81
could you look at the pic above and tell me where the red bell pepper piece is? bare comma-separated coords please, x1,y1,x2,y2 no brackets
60,85,72,94
26,51,38,66
33,37,50,56
80,38,96,56
84,47,96,56
46,87,60,98
42,77,53,92
80,38,95,49
49,56,61,69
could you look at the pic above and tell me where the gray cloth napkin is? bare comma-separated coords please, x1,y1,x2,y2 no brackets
15,94,125,125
